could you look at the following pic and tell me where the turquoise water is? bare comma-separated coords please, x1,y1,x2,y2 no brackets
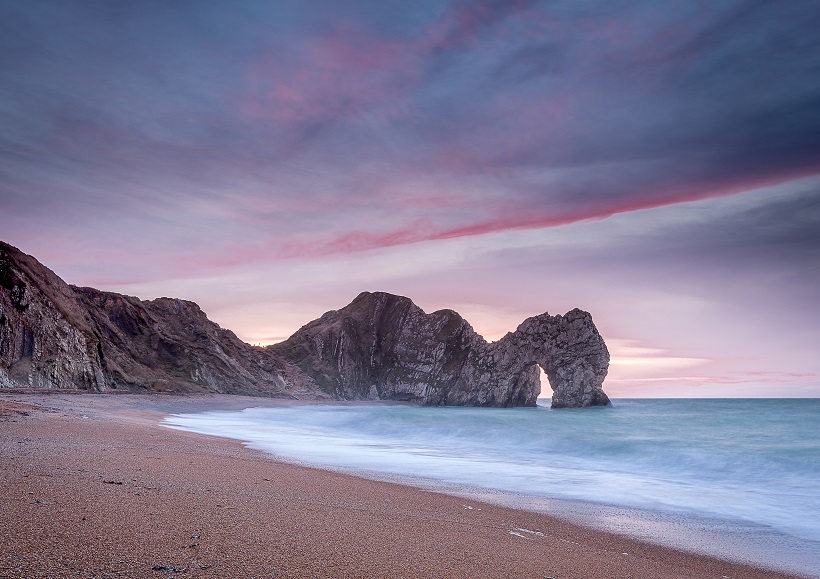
165,399,820,576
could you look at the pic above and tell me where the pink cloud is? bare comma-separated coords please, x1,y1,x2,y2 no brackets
240,1,550,133
273,169,820,258
422,0,541,52
738,371,818,378
242,24,419,130
608,372,819,385
278,221,436,258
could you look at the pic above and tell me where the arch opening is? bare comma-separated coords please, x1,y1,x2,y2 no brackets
536,363,551,405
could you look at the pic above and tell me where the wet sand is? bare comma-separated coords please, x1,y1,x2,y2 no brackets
0,392,804,578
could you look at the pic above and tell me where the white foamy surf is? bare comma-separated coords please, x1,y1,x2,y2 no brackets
164,399,820,576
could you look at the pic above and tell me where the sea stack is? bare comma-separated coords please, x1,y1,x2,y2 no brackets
271,291,611,408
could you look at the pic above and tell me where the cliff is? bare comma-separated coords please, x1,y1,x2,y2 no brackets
0,242,320,398
271,292,610,408
1,242,610,407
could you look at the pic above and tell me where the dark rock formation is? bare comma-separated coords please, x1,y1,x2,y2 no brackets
1,242,610,407
0,242,321,398
271,292,610,408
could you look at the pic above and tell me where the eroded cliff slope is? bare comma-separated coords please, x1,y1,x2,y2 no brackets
0,242,318,398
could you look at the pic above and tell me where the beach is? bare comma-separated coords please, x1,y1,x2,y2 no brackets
0,392,804,578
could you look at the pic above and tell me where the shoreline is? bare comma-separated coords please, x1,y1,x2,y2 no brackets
163,399,820,577
0,392,809,578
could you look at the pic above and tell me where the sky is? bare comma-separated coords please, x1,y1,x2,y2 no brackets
1,0,819,398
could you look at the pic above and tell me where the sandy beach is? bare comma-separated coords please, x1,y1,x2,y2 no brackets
0,392,804,578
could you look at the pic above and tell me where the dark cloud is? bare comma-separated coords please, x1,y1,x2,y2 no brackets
425,0,542,52
1,0,819,262
463,179,820,288
493,40,567,81
664,184,820,269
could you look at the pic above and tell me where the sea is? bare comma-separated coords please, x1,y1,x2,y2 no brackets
164,398,820,577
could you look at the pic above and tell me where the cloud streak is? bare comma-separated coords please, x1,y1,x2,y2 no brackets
3,1,819,270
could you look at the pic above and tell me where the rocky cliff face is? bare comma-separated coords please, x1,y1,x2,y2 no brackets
271,292,610,408
1,242,610,407
0,242,321,398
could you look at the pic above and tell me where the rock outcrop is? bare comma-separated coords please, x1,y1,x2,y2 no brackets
271,291,610,408
0,242,321,398
1,242,610,407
